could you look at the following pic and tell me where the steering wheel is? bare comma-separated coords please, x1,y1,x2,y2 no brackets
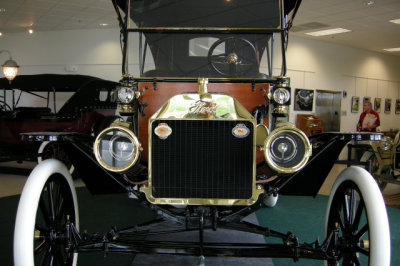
208,37,258,77
0,100,11,112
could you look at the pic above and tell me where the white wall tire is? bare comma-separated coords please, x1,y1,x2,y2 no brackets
14,159,79,266
38,141,75,175
324,167,390,266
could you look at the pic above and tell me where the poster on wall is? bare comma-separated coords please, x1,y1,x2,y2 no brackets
351,96,359,113
396,99,400,114
363,97,371,107
385,98,392,114
294,89,314,111
374,98,381,113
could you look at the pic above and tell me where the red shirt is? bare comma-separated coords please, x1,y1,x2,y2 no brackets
358,110,380,132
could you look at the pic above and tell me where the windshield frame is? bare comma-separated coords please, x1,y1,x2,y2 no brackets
112,0,301,80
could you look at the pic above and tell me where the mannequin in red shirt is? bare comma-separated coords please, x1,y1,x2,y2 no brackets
357,101,380,132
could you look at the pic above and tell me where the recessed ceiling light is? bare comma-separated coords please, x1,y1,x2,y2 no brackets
389,19,400,25
99,23,108,26
383,47,400,52
28,29,34,34
305,28,351,37
0,8,6,12
363,1,375,6
0,32,2,36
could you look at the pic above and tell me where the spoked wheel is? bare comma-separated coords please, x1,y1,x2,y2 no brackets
325,167,390,266
14,159,79,266
0,100,12,112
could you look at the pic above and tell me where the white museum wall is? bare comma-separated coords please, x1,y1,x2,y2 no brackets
1,28,400,131
282,36,400,132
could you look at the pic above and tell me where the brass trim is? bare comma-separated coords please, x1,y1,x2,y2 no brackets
256,124,269,147
144,118,262,206
94,124,141,173
140,185,264,206
263,123,312,173
119,104,135,114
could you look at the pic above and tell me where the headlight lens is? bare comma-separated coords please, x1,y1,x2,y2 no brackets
273,88,290,104
117,86,134,104
94,125,141,172
263,123,311,173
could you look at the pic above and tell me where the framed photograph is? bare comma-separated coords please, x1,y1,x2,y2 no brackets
351,96,359,113
374,98,381,113
396,99,400,114
294,89,314,111
363,96,371,107
384,98,391,114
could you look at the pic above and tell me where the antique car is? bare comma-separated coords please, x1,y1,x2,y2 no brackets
13,0,391,265
0,74,118,168
350,130,400,190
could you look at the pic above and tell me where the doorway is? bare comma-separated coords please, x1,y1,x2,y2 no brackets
315,90,341,132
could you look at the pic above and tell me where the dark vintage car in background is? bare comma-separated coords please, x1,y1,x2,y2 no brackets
0,74,118,168
13,1,390,266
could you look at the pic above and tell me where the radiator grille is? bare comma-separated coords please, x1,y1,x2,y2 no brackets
151,120,254,199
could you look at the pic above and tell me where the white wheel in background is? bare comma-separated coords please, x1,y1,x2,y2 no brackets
38,141,75,174
324,167,390,266
14,159,79,266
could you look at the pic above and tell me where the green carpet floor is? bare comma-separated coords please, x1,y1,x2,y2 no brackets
1,189,399,265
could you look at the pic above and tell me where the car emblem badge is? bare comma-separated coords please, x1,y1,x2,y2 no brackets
232,124,250,138
154,123,172,139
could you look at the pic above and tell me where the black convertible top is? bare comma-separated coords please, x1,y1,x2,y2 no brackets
0,74,117,92
116,0,302,30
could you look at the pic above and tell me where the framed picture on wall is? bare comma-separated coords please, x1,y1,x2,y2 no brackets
385,98,392,114
294,89,314,111
374,98,381,113
396,99,400,114
351,96,359,113
363,96,371,107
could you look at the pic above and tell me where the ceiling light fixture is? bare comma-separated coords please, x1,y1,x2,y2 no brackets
363,1,375,6
383,47,400,52
305,28,351,37
99,23,108,26
389,19,400,25
28,29,34,34
0,50,19,83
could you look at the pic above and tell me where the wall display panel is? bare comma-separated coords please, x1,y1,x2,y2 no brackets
351,96,360,113
294,89,314,111
385,98,392,114
374,98,381,113
395,99,400,114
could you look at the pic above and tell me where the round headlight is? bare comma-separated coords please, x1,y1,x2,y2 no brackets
117,86,134,104
263,124,311,173
380,136,392,151
273,88,290,104
94,125,141,172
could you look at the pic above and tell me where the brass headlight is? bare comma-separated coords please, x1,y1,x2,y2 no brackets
263,123,311,173
273,88,290,104
117,86,135,104
94,124,141,172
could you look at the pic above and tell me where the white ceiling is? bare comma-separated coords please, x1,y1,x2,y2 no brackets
0,0,399,56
